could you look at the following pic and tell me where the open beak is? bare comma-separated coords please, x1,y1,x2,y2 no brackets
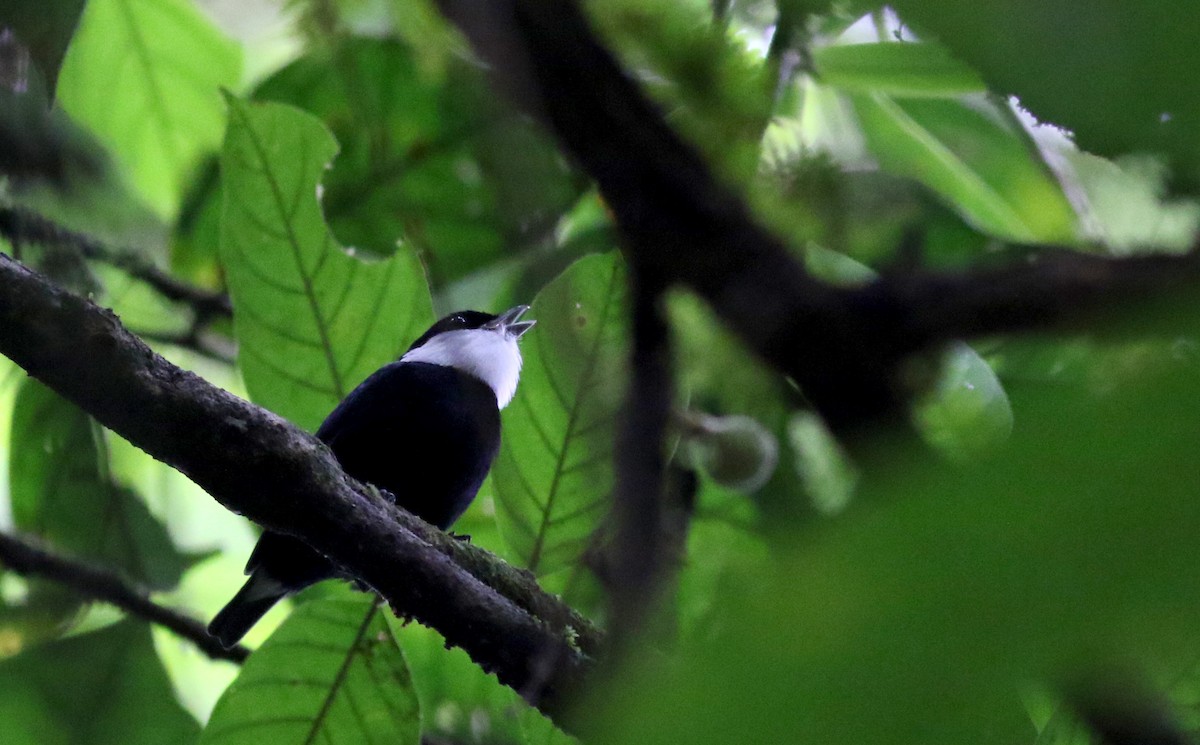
486,305,536,339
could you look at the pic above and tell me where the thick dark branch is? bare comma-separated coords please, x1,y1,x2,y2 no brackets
0,204,232,319
0,530,249,664
0,253,593,730
436,0,1200,433
607,266,673,652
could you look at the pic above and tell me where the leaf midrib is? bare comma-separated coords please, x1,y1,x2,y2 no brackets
526,261,621,573
302,604,379,745
229,101,347,399
114,0,183,169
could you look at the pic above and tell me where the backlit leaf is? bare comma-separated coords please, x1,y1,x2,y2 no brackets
814,42,985,97
8,377,186,590
492,252,626,584
56,0,241,216
219,96,434,431
202,592,419,745
886,1,1200,186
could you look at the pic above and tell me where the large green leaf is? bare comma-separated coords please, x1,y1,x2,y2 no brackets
886,2,1200,187
252,37,581,284
56,0,241,217
0,620,199,744
492,253,627,583
219,96,434,431
849,90,1078,243
8,377,187,591
202,591,419,745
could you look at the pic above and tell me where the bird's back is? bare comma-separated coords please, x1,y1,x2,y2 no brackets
316,360,501,529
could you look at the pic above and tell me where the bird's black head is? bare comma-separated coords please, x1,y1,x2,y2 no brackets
406,310,497,352
401,305,535,408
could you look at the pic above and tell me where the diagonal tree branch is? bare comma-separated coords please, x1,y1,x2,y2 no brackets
434,0,1200,434
0,530,250,663
0,252,594,731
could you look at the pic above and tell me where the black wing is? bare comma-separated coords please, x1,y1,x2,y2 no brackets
316,361,501,529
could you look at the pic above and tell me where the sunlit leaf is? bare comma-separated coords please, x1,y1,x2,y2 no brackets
219,96,434,431
850,91,1078,242
202,592,419,745
492,252,626,584
0,621,199,744
56,0,241,217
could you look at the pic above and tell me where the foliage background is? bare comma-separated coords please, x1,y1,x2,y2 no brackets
1,0,1200,743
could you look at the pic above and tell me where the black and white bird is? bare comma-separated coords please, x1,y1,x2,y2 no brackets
208,305,535,648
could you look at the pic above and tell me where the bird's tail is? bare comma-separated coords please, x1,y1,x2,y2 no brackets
208,571,288,649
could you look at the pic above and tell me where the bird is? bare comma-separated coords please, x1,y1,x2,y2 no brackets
208,305,536,648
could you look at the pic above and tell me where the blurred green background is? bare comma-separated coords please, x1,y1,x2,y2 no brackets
1,0,1199,743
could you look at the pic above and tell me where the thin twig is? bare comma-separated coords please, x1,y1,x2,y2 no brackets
135,327,237,366
0,204,231,319
0,530,249,663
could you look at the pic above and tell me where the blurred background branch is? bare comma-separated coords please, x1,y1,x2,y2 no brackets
0,530,249,663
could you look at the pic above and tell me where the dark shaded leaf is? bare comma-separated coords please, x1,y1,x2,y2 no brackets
0,620,199,744
886,1,1200,188
253,37,580,284
0,0,85,95
8,377,187,590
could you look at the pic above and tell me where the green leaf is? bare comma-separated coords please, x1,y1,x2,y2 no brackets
814,42,986,97
56,0,241,217
202,592,419,745
849,92,1078,243
0,621,199,744
520,706,580,745
390,620,525,743
219,96,434,431
8,378,186,590
492,252,627,582
252,37,580,284
886,1,1200,187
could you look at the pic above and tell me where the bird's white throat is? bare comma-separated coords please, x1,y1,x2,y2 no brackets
401,328,524,408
